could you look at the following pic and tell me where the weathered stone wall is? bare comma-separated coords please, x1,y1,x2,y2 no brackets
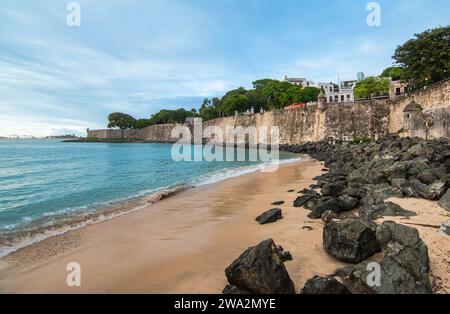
202,106,320,145
389,79,450,134
87,79,449,144
89,103,390,145
324,100,390,140
88,123,182,142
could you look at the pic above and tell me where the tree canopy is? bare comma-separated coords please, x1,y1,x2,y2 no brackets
107,112,137,129
393,26,450,89
106,109,199,129
354,77,390,100
107,79,322,128
380,66,404,81
198,79,321,120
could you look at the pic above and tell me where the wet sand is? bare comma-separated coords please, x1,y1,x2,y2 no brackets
0,158,449,293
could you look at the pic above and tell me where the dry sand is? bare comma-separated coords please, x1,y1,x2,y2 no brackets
0,158,449,293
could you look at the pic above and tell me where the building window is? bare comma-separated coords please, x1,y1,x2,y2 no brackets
347,94,350,99
396,87,401,95
330,96,333,103
341,95,344,102
335,95,339,102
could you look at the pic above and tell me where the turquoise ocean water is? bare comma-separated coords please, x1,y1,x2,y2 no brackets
0,139,299,257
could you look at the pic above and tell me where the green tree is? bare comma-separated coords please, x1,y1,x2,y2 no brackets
299,86,321,103
380,66,404,81
134,118,152,129
199,98,220,121
147,108,194,125
107,112,137,129
393,26,450,89
354,77,390,99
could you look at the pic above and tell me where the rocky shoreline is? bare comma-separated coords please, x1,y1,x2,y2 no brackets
223,136,450,294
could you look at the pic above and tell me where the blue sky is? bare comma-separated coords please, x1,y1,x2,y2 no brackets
0,0,449,136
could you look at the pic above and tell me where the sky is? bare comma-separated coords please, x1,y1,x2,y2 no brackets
0,0,449,137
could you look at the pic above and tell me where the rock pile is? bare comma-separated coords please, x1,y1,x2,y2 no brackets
222,137,446,294
283,137,450,219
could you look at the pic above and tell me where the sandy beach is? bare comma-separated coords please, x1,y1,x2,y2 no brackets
0,158,449,293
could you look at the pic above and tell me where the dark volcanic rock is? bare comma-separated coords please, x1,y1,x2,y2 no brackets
301,276,349,294
417,170,439,185
427,179,448,200
365,184,403,204
321,210,339,223
224,239,295,294
281,138,448,292
271,201,285,206
308,197,347,219
438,189,450,211
223,284,251,294
390,179,417,197
343,184,367,199
323,218,381,263
321,181,347,197
338,195,359,211
294,189,320,208
298,188,320,196
255,208,282,225
276,245,293,262
338,221,431,294
376,221,430,278
359,201,416,220
293,195,313,208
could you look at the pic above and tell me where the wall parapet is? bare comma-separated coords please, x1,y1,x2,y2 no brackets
87,79,450,144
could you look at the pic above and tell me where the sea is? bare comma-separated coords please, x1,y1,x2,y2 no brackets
0,139,300,258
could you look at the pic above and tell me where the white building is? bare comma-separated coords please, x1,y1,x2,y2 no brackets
285,76,334,92
284,76,314,88
325,80,357,103
285,75,356,103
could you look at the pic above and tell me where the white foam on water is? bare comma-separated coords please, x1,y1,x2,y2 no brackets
0,156,305,258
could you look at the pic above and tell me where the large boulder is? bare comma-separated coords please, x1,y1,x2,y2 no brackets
359,201,416,221
224,239,295,294
383,161,409,182
427,179,448,200
364,184,403,205
307,196,351,219
405,143,433,161
321,181,347,197
376,221,430,276
323,219,381,263
410,179,448,201
255,208,282,225
390,179,417,197
438,189,450,211
343,183,367,199
338,195,359,211
293,190,319,208
301,276,349,294
337,221,432,294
